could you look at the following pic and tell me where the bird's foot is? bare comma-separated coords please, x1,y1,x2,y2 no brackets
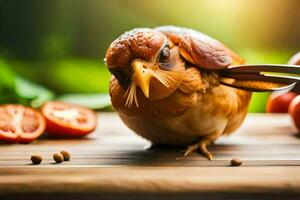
184,139,213,160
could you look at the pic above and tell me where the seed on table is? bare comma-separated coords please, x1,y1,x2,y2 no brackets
53,153,64,163
31,155,42,165
231,158,243,166
60,150,71,161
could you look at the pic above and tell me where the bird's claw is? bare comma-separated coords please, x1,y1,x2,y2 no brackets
184,143,198,157
184,140,213,160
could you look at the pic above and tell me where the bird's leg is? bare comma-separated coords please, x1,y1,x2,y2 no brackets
184,139,213,160
184,130,224,160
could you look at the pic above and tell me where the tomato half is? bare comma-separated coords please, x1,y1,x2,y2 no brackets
41,101,97,137
0,104,45,143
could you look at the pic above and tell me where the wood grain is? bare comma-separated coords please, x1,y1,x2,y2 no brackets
0,167,300,194
0,113,300,198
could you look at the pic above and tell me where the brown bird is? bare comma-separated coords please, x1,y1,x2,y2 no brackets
105,26,252,160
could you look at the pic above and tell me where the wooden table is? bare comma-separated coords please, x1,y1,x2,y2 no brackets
1,113,300,200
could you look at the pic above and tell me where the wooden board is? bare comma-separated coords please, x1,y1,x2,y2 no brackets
0,113,300,199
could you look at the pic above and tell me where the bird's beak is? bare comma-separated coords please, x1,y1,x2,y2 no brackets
131,59,154,98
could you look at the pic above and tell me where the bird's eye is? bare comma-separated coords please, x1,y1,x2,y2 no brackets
159,46,170,64
158,46,173,71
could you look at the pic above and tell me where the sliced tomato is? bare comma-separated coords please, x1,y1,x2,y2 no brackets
0,104,45,143
41,101,97,137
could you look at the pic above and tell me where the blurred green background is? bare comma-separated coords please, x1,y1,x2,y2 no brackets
0,0,299,111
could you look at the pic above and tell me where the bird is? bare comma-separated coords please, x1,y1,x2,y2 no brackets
105,25,252,160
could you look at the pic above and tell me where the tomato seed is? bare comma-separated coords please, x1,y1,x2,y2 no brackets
31,155,42,165
53,153,64,163
231,158,243,166
60,150,71,161
0,124,16,133
22,125,36,133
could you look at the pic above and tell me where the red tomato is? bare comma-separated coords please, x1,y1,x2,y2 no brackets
0,104,45,143
266,92,298,113
41,101,97,137
289,95,300,130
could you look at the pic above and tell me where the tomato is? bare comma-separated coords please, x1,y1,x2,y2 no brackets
0,104,45,143
266,92,298,113
41,101,97,137
289,95,300,130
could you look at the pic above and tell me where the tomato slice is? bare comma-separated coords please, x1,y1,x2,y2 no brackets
0,104,45,143
41,101,97,137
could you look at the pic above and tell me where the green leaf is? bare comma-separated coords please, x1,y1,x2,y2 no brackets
15,76,55,108
248,92,270,113
0,59,16,92
51,60,110,93
57,93,112,110
0,59,19,104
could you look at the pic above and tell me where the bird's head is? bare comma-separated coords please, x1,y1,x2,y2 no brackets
105,26,242,111
105,28,185,107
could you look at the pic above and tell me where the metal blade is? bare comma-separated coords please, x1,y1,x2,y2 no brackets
221,64,300,74
220,78,296,92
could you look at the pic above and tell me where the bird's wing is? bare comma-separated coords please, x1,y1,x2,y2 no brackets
179,67,219,94
155,25,243,70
